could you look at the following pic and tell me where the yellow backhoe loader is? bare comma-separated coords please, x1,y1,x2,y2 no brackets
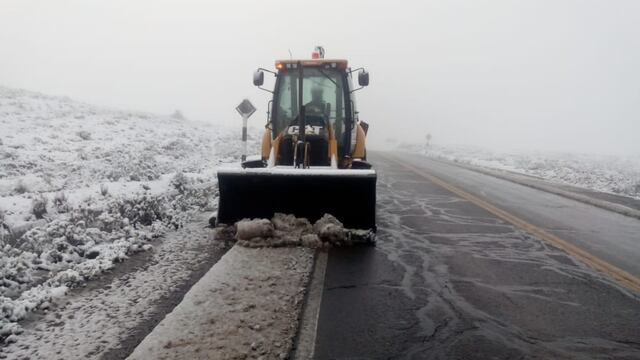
216,48,376,230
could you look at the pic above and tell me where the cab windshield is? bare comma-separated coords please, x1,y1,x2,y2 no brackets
273,68,347,141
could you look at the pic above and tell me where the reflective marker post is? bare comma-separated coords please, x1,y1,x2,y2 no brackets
241,116,248,162
235,99,256,163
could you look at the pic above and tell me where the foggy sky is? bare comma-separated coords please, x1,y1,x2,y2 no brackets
1,0,639,155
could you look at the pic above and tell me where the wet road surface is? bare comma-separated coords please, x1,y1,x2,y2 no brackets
313,152,640,359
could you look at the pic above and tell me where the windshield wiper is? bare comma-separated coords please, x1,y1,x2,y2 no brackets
318,69,338,87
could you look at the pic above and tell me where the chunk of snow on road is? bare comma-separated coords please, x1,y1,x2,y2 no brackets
228,213,375,248
314,213,347,243
235,218,274,240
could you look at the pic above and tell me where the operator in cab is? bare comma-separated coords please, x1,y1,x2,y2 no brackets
305,86,327,117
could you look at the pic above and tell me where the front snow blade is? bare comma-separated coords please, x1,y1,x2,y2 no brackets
216,168,376,230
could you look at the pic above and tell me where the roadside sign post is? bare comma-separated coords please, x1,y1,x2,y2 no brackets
235,99,256,162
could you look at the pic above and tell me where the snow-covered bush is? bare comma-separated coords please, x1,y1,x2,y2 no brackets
0,209,8,245
109,194,166,227
0,149,12,160
171,172,189,194
171,110,185,120
53,191,70,213
161,138,196,160
77,150,88,161
100,183,109,197
75,130,91,140
172,179,217,212
13,180,28,194
30,196,48,219
104,151,161,182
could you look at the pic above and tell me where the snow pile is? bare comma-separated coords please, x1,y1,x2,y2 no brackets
404,143,640,199
225,213,375,248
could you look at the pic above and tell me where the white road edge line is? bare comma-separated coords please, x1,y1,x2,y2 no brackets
292,251,328,360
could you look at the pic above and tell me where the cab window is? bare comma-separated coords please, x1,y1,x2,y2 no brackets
274,68,346,143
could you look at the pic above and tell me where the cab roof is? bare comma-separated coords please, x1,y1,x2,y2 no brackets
275,59,348,70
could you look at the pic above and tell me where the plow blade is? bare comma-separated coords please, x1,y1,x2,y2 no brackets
216,168,376,230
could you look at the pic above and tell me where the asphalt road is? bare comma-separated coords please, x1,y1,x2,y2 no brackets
312,152,640,360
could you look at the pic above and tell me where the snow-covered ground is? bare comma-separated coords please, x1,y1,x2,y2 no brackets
0,86,259,343
1,213,226,359
399,143,640,200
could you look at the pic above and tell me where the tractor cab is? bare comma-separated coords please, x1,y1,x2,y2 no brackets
253,56,370,169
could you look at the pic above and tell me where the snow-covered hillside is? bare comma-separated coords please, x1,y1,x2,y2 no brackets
399,143,640,200
0,86,257,340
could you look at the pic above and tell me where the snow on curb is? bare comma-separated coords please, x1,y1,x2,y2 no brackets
127,245,314,360
433,157,640,220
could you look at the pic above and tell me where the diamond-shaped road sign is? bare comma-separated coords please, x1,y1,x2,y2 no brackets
236,99,256,118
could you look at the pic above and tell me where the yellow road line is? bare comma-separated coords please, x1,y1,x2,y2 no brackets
384,154,640,294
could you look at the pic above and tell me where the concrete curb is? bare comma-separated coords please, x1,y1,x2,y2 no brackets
127,245,314,360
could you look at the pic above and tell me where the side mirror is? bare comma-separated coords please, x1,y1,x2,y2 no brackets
253,70,264,86
358,70,369,87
